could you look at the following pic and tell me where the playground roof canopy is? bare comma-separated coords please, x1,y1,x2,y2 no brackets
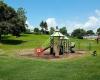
60,36,69,40
50,29,64,37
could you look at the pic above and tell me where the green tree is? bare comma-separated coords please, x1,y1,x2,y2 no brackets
17,7,27,32
34,27,40,34
40,21,48,34
40,21,44,33
71,28,86,39
0,22,12,40
44,21,48,30
0,1,16,22
0,1,27,40
0,1,16,40
97,28,100,35
86,30,94,35
50,27,55,34
60,27,68,35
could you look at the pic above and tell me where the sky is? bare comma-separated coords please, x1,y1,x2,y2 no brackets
4,0,100,33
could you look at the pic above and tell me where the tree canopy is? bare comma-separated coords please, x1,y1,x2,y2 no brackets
50,27,55,34
40,21,48,34
0,1,27,40
71,28,86,39
60,27,68,35
34,27,40,34
86,30,94,35
97,28,100,35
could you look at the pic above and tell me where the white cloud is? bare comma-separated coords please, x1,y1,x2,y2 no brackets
46,18,57,28
27,9,100,33
26,21,34,29
66,9,100,33
65,22,83,33
83,10,100,31
83,16,99,30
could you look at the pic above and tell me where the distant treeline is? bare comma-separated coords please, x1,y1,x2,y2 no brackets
27,24,100,39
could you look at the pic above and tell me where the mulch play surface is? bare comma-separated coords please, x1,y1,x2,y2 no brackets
16,49,87,60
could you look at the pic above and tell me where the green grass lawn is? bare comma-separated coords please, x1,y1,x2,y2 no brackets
0,34,49,55
0,34,49,50
0,55,100,80
0,34,100,80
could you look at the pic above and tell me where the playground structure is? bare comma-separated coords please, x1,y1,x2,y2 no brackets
38,27,75,57
50,28,69,57
18,27,88,59
17,28,95,59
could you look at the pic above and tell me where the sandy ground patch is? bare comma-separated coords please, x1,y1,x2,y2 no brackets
16,48,87,60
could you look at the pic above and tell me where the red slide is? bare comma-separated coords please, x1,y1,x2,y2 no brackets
41,46,50,52
35,46,50,56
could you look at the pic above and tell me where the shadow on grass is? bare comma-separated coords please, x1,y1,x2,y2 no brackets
2,35,11,40
0,39,27,45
